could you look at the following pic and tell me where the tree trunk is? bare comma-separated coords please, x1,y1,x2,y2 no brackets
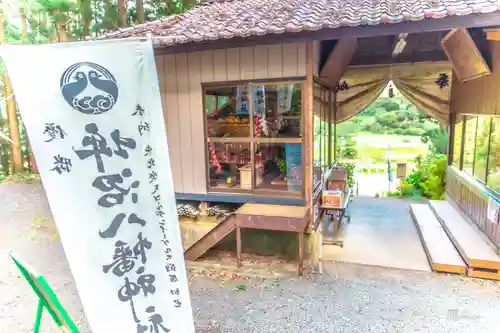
80,0,93,39
0,8,23,173
136,0,145,24
3,77,23,173
20,1,29,41
118,0,127,27
0,8,6,174
20,0,37,173
0,107,10,174
52,10,69,42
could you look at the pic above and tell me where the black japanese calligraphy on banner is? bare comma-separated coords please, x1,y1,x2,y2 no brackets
0,40,194,332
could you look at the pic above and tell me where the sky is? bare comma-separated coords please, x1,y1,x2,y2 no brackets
3,1,23,27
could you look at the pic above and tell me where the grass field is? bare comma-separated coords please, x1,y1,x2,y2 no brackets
355,134,429,164
314,133,430,166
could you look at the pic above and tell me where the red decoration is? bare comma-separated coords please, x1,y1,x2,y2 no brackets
207,128,222,172
254,114,262,137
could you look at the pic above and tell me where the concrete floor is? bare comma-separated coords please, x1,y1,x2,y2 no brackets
322,196,431,272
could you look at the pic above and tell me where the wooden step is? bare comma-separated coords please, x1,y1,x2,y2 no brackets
410,204,466,275
429,200,500,273
184,215,236,261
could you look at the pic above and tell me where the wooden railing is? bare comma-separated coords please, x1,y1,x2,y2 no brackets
446,166,500,250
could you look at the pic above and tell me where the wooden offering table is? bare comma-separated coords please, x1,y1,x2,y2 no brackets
321,188,352,247
233,203,309,276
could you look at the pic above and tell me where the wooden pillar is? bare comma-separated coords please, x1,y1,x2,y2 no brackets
304,41,315,272
297,232,304,276
304,41,314,214
447,111,456,166
3,74,23,173
333,92,337,163
327,91,332,167
236,224,242,268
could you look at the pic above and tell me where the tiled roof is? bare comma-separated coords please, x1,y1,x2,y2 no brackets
101,0,500,47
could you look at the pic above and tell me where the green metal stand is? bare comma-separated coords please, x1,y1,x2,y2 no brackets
9,253,80,333
34,299,44,333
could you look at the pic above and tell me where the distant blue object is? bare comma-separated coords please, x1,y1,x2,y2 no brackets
388,159,393,183
387,145,393,183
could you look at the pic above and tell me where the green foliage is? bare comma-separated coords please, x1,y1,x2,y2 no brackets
1,0,197,175
351,95,447,144
342,146,357,158
398,154,447,199
0,172,40,184
234,284,248,292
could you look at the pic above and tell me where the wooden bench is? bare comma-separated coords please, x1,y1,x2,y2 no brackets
430,200,500,280
410,204,466,275
233,203,309,276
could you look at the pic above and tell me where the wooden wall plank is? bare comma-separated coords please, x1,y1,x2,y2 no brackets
226,48,240,81
253,45,268,79
282,43,299,77
267,44,283,78
188,52,208,194
175,53,195,192
239,47,254,80
162,55,183,192
213,49,227,82
313,41,320,76
297,43,306,76
201,50,214,83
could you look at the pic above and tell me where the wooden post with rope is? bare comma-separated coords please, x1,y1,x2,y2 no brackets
0,8,23,174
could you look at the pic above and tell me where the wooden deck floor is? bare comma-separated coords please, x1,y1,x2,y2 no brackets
410,204,466,275
430,200,500,280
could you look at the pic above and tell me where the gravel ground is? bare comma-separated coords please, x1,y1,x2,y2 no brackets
1,182,500,333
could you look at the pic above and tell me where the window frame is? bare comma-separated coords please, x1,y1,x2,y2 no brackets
312,82,333,189
454,113,499,194
202,78,306,198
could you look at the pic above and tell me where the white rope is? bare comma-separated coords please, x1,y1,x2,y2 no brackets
2,92,15,102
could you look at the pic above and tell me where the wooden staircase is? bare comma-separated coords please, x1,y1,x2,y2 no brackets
184,215,236,261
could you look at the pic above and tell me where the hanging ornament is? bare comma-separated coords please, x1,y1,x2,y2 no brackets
207,127,222,172
254,113,269,137
435,73,449,89
336,80,349,93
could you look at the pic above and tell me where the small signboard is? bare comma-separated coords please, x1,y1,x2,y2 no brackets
441,28,491,83
487,197,499,224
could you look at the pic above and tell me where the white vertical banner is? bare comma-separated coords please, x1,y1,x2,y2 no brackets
0,40,194,333
236,86,249,114
252,85,266,116
277,84,293,114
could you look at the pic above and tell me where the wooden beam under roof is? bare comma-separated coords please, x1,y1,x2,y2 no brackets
350,50,449,66
484,28,500,40
319,39,358,87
